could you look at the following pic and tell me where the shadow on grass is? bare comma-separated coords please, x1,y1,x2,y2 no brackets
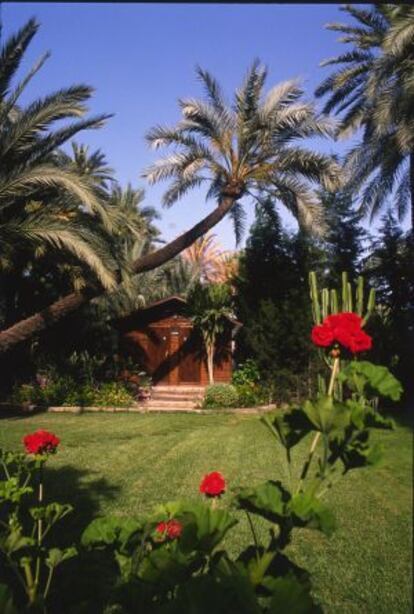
383,404,414,430
43,464,121,546
37,465,121,613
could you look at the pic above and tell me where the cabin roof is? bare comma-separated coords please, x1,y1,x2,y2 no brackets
113,295,242,330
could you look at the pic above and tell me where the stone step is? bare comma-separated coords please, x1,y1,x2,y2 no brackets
151,392,204,401
144,399,200,409
152,386,205,393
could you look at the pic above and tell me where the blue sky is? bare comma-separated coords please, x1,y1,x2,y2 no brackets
3,3,388,249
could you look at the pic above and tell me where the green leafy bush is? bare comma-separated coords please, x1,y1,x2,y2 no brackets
203,384,239,408
90,382,135,407
234,383,267,407
10,379,135,407
232,359,261,387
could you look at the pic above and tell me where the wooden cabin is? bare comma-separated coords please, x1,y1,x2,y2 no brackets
114,296,241,386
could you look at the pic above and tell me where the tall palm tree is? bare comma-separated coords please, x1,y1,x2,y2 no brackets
0,18,119,293
144,62,342,243
0,61,341,353
315,5,414,228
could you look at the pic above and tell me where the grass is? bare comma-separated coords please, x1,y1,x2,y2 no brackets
0,411,412,613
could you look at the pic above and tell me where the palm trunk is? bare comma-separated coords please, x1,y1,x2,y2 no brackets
206,343,215,385
410,151,414,234
0,194,238,354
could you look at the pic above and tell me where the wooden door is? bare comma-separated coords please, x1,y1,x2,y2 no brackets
147,327,170,384
178,329,201,383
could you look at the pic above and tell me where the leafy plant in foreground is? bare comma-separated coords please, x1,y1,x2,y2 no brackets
0,432,76,611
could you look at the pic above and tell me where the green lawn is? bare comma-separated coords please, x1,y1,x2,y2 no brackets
1,411,412,613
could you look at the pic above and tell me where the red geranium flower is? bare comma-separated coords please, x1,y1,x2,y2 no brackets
165,519,182,539
347,329,372,353
23,430,60,455
311,324,334,347
155,519,182,540
325,312,362,333
199,471,226,497
311,312,372,354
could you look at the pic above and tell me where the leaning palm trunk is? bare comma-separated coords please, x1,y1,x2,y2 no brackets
206,341,215,385
410,152,414,234
0,194,238,353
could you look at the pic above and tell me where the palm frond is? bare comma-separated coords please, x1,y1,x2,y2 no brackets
0,18,39,98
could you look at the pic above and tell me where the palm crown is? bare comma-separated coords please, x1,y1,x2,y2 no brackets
316,5,414,226
0,19,119,290
144,62,342,242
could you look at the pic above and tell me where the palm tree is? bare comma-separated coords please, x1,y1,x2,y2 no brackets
315,5,414,228
182,233,224,283
0,61,341,353
187,282,233,384
0,19,119,298
144,62,342,243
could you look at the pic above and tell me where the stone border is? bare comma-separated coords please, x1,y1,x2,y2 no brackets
1,402,277,416
47,404,277,415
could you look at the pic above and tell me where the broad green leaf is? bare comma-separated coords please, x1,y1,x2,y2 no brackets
236,481,289,524
246,551,275,587
81,516,142,549
340,361,403,401
303,396,351,434
0,528,34,555
266,573,322,613
150,501,237,554
263,408,312,450
289,493,336,536
46,546,77,569
138,546,195,586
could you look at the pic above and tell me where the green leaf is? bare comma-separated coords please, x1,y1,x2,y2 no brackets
339,361,403,401
81,516,142,550
289,493,336,536
236,481,289,524
335,431,383,472
303,396,351,434
245,551,276,587
266,573,322,613
138,546,195,586
30,502,73,524
45,546,77,569
151,501,237,554
0,528,34,555
263,408,312,450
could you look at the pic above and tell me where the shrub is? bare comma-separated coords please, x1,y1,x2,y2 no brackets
91,382,135,407
235,383,267,407
203,383,239,408
232,359,261,387
10,383,43,405
10,379,135,408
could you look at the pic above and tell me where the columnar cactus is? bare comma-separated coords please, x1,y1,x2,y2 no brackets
309,271,376,327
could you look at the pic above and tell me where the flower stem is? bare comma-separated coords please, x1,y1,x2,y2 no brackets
296,358,340,494
245,511,260,561
34,464,44,592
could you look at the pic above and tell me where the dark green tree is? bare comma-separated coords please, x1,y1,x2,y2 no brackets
363,211,414,399
235,202,325,400
323,190,366,286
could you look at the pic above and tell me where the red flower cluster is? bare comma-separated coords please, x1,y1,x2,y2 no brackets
155,519,183,540
23,430,60,455
199,471,226,497
311,312,372,354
